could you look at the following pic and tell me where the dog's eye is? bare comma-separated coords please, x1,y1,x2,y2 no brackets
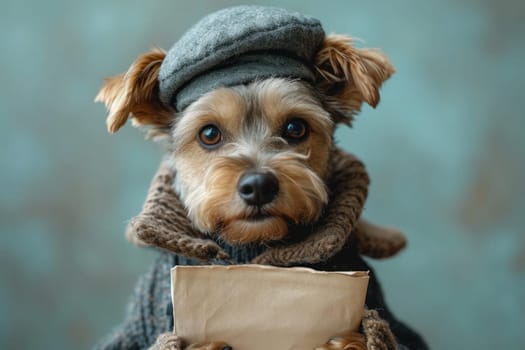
198,124,222,148
282,118,309,144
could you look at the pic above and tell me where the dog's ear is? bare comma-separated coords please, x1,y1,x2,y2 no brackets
314,35,395,123
95,48,174,134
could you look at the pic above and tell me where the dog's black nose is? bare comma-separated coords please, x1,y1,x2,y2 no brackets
237,171,279,206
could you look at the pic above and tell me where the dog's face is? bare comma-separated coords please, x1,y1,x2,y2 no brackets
96,35,395,244
171,78,332,243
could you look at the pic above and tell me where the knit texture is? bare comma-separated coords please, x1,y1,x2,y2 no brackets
148,333,182,350
127,148,407,262
362,310,399,350
125,162,230,262
158,5,324,110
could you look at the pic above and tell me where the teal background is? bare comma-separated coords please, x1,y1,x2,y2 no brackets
1,0,524,349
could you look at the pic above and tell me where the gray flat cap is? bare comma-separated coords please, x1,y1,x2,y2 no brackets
158,5,325,111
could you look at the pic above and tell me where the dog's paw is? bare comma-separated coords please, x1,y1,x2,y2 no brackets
315,331,366,350
185,341,232,350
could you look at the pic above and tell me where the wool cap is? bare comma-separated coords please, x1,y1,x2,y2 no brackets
158,5,325,111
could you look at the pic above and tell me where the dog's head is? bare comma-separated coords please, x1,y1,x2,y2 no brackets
96,8,394,244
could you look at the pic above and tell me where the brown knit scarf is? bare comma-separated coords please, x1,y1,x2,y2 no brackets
126,147,406,265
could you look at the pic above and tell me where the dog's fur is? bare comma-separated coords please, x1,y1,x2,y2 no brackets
97,35,394,350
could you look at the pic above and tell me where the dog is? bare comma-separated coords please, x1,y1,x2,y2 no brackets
94,6,427,350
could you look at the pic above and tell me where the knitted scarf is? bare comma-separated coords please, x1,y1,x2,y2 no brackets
126,147,407,265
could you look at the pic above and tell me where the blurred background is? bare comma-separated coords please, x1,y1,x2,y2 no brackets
1,0,524,349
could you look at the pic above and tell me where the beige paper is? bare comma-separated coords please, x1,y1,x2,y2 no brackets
171,264,369,350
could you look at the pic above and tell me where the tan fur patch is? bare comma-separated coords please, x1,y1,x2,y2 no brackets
315,331,366,350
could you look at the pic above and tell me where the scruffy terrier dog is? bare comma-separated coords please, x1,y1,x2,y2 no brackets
100,39,389,243
95,6,427,350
